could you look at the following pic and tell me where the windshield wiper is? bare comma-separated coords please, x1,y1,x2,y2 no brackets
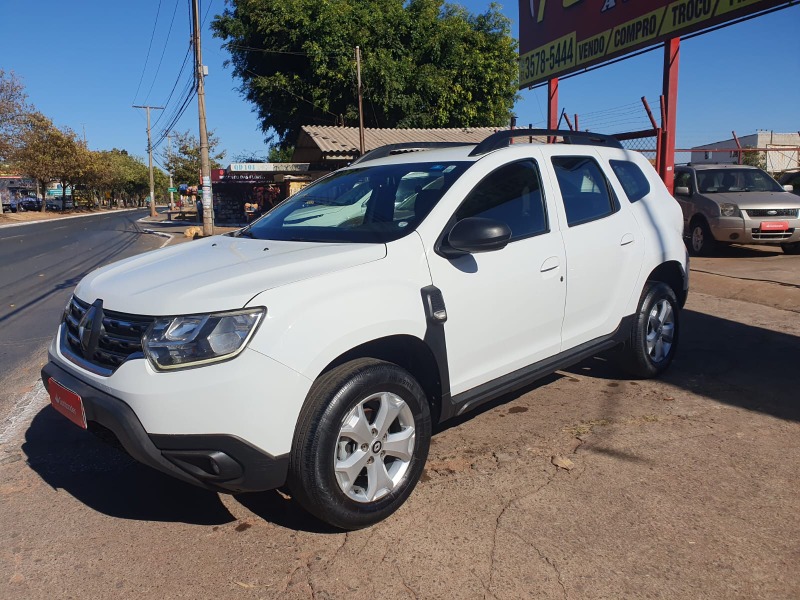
236,228,255,238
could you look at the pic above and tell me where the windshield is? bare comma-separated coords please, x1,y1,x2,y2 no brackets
696,168,783,193
241,161,469,242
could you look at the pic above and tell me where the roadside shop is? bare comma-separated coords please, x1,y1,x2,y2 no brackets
210,163,325,225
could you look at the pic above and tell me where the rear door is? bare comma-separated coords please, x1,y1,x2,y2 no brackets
545,152,644,350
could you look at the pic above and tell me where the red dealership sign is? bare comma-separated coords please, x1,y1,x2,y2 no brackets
519,0,792,88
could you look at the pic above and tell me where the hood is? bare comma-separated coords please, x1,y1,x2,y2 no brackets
709,191,800,209
74,236,386,316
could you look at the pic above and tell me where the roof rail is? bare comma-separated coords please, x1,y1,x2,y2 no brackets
468,129,623,156
351,141,476,165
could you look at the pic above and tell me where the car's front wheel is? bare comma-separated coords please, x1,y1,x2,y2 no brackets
288,358,431,530
688,218,716,256
619,281,680,378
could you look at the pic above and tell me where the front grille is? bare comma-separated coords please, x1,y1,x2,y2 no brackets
751,228,795,241
63,296,154,374
744,208,799,218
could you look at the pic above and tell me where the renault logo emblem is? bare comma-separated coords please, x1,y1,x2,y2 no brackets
78,299,104,358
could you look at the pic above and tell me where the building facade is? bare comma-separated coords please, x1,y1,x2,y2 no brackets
690,131,800,173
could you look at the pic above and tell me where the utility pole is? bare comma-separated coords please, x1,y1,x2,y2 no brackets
133,104,164,218
356,46,365,156
192,0,213,236
167,132,176,209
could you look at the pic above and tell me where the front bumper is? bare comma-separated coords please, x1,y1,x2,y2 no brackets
710,215,800,245
41,361,289,493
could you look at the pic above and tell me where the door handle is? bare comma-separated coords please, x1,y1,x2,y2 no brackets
620,233,635,246
540,256,560,273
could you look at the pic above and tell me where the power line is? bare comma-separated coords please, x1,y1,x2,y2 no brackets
144,0,182,104
151,1,214,137
132,0,165,104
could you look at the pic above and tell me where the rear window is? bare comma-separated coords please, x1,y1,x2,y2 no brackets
609,160,650,202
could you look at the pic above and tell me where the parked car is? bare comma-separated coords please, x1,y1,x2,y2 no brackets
19,197,42,211
778,169,800,196
673,164,800,255
42,129,689,529
2,198,18,213
46,197,74,211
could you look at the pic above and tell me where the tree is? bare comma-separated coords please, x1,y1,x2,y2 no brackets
0,69,30,163
268,144,294,163
741,146,767,171
13,113,71,212
212,0,518,146
50,127,88,208
162,130,225,186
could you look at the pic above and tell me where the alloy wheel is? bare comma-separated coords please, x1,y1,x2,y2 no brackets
334,391,416,503
646,298,675,363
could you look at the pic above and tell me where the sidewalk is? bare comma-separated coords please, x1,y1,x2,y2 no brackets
137,211,242,243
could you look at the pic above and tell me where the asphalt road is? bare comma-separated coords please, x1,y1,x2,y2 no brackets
0,232,798,599
0,210,166,438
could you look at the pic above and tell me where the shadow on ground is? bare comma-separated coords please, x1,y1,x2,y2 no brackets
22,405,336,532
22,406,236,526
566,309,800,422
702,245,784,258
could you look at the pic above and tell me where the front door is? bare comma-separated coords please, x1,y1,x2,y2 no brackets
427,158,566,396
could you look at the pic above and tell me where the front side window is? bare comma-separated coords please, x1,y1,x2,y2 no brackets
674,171,692,192
455,159,547,241
552,156,617,226
242,161,469,242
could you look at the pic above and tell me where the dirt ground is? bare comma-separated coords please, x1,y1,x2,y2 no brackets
0,232,798,599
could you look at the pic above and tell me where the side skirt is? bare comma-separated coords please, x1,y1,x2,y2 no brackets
440,314,635,422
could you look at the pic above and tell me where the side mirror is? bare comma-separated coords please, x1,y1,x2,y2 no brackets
674,186,691,196
784,185,794,192
443,217,512,256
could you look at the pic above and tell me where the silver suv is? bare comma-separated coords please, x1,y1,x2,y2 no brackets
674,164,800,255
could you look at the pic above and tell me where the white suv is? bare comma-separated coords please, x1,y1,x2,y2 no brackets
42,130,689,529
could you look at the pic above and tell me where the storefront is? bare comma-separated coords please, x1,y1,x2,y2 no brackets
210,163,327,225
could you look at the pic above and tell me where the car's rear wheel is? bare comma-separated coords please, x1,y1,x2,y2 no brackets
781,242,800,255
619,281,679,378
689,218,716,256
288,359,431,530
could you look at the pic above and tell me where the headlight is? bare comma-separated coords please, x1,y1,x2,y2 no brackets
143,307,265,370
719,203,739,217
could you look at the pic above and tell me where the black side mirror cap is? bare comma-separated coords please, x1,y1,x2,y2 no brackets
442,217,512,257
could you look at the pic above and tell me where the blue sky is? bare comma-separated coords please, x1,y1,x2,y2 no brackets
2,1,798,167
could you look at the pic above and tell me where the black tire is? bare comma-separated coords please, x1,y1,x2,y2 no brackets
288,358,431,530
688,218,716,256
781,242,800,255
619,281,680,379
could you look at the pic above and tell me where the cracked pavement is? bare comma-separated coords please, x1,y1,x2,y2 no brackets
1,245,799,599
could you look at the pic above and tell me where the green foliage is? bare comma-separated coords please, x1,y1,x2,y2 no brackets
212,0,518,144
13,113,72,210
740,146,767,170
267,144,295,162
162,130,225,186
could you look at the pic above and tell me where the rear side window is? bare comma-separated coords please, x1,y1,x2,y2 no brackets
552,156,617,227
609,160,651,202
456,159,548,241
